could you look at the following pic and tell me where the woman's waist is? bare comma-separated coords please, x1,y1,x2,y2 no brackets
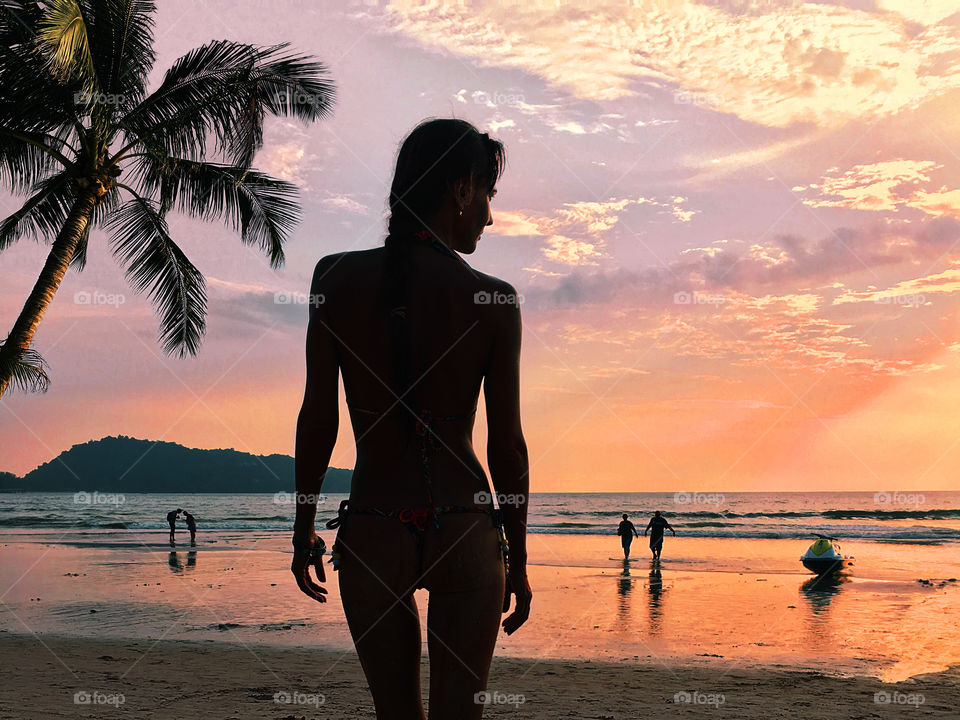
353,451,486,482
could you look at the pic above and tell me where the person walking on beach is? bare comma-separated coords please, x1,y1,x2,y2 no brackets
644,511,675,563
166,508,181,546
183,511,197,547
291,119,531,720
617,513,639,559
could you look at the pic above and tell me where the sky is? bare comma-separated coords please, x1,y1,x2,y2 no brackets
3,0,960,491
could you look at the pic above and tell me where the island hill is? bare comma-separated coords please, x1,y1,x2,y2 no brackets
0,435,352,494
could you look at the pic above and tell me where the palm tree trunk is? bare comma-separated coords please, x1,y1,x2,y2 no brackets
0,189,98,398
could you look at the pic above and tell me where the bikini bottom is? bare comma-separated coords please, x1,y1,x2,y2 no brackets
325,499,509,591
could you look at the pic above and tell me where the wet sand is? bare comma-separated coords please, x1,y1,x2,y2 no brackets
3,532,960,683
1,632,958,719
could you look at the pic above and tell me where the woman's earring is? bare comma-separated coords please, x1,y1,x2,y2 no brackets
458,207,463,217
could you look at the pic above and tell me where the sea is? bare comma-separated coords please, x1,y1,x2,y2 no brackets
1,491,958,543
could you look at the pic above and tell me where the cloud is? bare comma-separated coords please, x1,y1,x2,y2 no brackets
798,159,960,219
833,262,960,305
206,276,312,329
799,159,940,211
491,196,696,268
319,193,369,214
542,235,603,266
519,216,960,309
370,0,960,128
257,143,306,185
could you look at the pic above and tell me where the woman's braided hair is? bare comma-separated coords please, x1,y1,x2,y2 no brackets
382,119,505,448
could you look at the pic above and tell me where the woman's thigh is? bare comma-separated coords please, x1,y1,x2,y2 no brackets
336,515,426,719
422,514,506,719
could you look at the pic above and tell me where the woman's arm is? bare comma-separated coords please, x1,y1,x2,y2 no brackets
294,256,341,537
292,257,341,602
483,283,531,634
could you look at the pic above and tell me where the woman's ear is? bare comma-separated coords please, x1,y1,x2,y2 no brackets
453,174,475,208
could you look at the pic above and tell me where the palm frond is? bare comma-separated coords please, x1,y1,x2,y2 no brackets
0,127,76,192
131,157,298,267
0,3,86,138
226,43,336,167
106,192,207,356
119,39,335,166
85,0,156,113
0,341,51,394
119,40,264,161
35,0,98,91
0,171,75,250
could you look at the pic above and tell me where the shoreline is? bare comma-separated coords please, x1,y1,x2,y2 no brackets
1,632,958,719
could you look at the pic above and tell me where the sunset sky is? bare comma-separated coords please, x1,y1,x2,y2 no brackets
3,0,960,491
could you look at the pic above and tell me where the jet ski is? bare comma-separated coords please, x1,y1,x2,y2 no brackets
801,534,844,575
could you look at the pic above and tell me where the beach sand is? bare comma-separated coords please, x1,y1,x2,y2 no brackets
3,528,960,718
2,632,958,719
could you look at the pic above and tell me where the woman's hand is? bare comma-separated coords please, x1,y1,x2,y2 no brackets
501,564,532,635
291,530,328,603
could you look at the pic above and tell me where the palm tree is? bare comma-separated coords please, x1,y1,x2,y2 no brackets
0,0,335,398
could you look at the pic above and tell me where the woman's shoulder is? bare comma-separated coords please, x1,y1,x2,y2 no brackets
470,269,522,310
310,248,383,284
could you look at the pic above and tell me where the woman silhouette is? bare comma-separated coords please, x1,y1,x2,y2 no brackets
292,118,531,719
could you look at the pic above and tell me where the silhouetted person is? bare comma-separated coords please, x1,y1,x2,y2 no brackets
617,513,639,559
166,508,182,546
183,511,197,547
644,510,675,563
292,119,529,719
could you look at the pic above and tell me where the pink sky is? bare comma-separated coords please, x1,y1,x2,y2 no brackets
3,0,960,491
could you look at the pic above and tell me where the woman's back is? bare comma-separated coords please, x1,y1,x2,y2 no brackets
312,240,516,507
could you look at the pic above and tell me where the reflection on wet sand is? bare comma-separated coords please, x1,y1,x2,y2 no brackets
168,550,197,574
646,563,668,636
800,572,849,651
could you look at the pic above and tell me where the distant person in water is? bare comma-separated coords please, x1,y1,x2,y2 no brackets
617,514,639,559
183,511,197,547
166,508,182,546
644,511,675,563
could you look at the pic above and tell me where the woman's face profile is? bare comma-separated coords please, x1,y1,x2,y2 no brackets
451,179,495,254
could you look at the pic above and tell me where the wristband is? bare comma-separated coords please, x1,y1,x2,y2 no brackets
292,535,326,559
